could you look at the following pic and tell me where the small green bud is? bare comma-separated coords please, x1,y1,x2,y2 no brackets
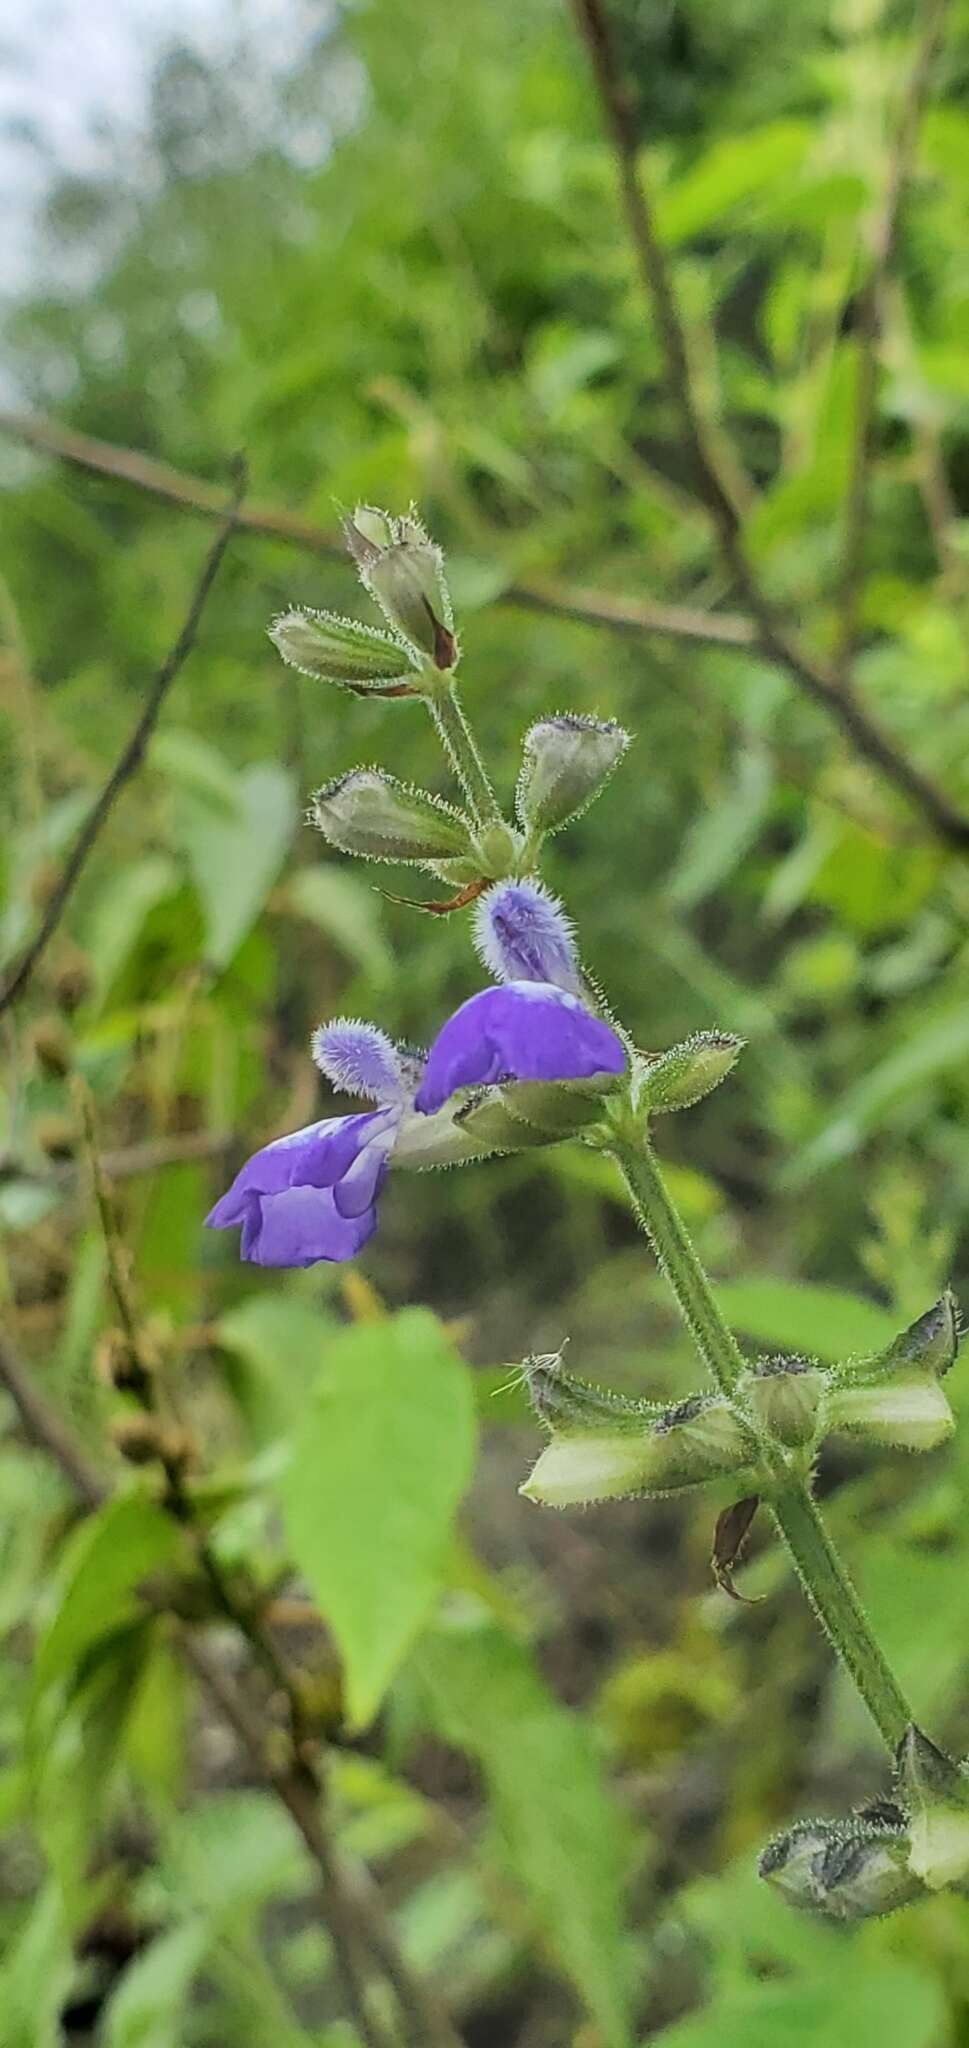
864,1291,960,1382
826,1376,954,1452
311,770,472,864
474,820,521,879
268,609,417,690
343,506,457,669
638,1032,744,1114
741,1356,826,1450
516,714,630,837
522,1390,757,1508
898,1726,969,1890
524,1354,656,1433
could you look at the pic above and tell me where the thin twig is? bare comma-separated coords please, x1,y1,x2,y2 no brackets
0,470,245,1017
568,0,969,854
6,393,969,844
836,0,949,668
0,407,752,650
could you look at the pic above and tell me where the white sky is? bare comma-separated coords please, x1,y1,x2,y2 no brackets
0,0,325,290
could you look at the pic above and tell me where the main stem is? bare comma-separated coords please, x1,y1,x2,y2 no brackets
610,1131,913,1753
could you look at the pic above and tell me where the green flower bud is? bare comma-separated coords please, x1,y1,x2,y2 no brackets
898,1726,969,1890
522,1391,757,1509
638,1032,745,1114
826,1376,954,1452
343,506,457,670
516,714,630,837
860,1291,961,1383
268,609,417,690
741,1356,826,1450
524,1355,657,1433
311,770,472,865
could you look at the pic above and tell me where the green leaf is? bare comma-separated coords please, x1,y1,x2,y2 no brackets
277,1309,476,1728
414,1612,633,2048
216,1293,338,1439
0,1885,74,2048
82,853,179,1001
666,748,772,909
784,1005,969,1185
655,120,811,244
714,1277,896,1360
33,1493,183,1703
282,864,393,982
176,760,296,968
652,1960,945,2048
103,1924,208,2048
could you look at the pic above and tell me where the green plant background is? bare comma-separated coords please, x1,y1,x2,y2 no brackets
4,0,969,2040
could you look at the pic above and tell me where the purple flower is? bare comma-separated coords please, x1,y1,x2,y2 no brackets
206,1019,408,1268
473,879,583,996
207,988,625,1269
414,981,625,1116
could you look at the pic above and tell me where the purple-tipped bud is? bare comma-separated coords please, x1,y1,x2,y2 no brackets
268,610,417,690
312,1020,406,1105
516,714,630,836
343,505,457,670
473,879,583,997
311,770,472,864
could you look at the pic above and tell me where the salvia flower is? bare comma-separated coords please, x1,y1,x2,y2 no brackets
473,879,584,997
207,987,625,1267
414,980,624,1116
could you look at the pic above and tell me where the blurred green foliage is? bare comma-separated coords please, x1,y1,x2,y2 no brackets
4,0,969,2039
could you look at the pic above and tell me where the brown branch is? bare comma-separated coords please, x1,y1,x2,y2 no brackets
0,407,752,651
836,0,949,667
568,0,969,854
6,391,969,846
0,471,245,1017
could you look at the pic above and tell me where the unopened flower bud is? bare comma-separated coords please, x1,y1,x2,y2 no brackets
473,879,583,996
268,609,417,692
34,1114,77,1163
516,714,630,837
111,1413,168,1465
524,1354,655,1432
864,1291,961,1382
826,1376,954,1452
898,1726,969,1890
30,1017,73,1079
311,770,472,864
639,1032,744,1114
344,506,457,669
51,947,93,1015
522,1390,757,1509
742,1356,826,1450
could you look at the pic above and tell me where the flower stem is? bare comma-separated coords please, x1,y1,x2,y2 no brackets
426,678,502,827
609,1130,914,1753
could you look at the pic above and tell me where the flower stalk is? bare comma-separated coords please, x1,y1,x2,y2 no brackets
607,1127,914,1752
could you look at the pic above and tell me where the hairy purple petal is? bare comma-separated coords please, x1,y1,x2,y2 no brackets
205,1113,382,1229
311,1019,406,1104
415,981,625,1115
473,879,583,996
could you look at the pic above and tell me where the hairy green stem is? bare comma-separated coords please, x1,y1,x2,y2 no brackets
426,678,502,827
609,1131,914,1752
